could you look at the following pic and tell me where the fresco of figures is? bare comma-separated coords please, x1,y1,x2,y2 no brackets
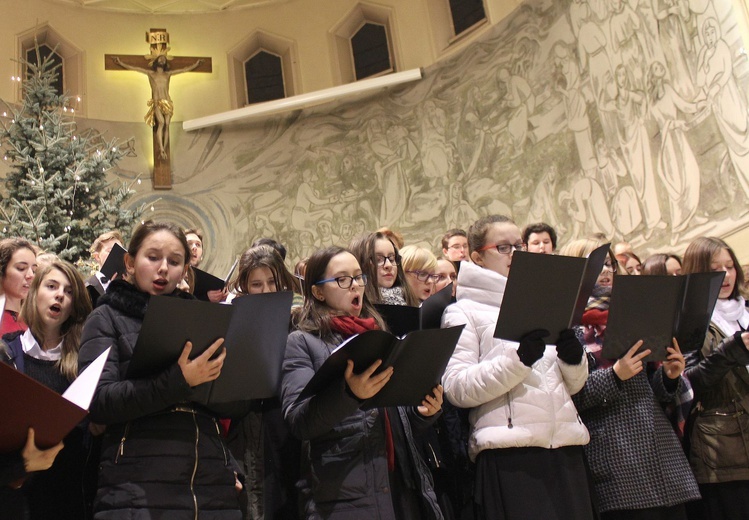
7,0,748,271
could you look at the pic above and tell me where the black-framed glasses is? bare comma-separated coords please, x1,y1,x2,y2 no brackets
375,255,399,267
477,242,526,255
602,259,618,273
407,270,441,283
315,273,368,289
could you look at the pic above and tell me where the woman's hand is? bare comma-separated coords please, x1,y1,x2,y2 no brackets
663,338,685,379
178,338,226,387
418,385,443,417
207,288,228,303
344,359,393,400
613,340,651,381
22,428,63,473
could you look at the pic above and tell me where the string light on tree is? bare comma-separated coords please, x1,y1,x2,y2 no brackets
0,42,146,261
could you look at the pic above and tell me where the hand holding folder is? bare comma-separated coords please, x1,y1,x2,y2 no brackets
494,244,609,343
0,347,110,453
297,325,464,409
127,292,292,409
192,259,239,302
603,272,725,361
99,243,127,280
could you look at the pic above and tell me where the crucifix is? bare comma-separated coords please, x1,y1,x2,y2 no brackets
106,28,211,189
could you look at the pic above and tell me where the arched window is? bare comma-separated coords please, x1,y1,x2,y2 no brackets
244,50,285,104
448,0,487,36
330,3,398,84
17,25,85,114
351,22,392,80
426,0,488,55
228,30,299,109
26,44,64,96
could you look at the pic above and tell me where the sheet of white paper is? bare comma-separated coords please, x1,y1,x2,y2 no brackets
62,347,110,410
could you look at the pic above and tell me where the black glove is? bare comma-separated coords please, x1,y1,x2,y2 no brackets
556,328,584,365
517,329,548,367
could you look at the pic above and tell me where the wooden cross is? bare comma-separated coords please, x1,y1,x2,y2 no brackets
105,28,211,189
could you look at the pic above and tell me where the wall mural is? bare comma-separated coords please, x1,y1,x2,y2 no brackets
5,0,749,272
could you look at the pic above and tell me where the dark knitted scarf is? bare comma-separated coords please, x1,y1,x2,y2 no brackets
98,279,193,319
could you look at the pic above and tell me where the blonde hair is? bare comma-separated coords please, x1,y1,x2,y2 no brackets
559,238,621,273
89,230,124,255
400,245,438,273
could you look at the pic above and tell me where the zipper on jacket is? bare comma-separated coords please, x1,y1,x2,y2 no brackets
507,392,514,429
190,413,200,520
427,441,440,469
115,422,131,464
702,410,745,417
213,418,228,465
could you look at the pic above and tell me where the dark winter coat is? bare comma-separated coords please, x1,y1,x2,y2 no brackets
685,326,749,484
572,352,701,512
281,329,444,520
77,280,241,519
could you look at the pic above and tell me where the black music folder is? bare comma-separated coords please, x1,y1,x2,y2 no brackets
494,244,609,343
603,272,725,361
192,259,239,301
297,325,465,409
127,291,292,405
375,282,453,337
100,243,127,280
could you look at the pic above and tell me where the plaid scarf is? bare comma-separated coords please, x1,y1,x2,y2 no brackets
581,291,614,370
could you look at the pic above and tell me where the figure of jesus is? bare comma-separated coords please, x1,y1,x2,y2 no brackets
112,54,203,159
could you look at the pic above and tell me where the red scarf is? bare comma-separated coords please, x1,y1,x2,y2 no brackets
330,315,378,338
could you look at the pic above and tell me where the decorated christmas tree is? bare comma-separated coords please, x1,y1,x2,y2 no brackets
0,44,144,262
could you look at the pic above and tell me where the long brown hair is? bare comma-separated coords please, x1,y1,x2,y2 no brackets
0,237,36,279
126,221,190,288
231,245,300,295
683,237,744,300
20,261,92,379
349,232,418,306
293,246,385,343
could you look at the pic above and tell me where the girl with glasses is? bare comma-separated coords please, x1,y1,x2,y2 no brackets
400,245,439,303
682,237,749,519
281,246,444,519
349,232,419,307
434,259,457,297
442,215,595,520
560,239,699,520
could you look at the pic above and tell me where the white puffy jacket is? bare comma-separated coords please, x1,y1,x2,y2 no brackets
442,261,590,461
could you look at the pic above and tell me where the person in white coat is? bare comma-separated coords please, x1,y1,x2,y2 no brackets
441,215,595,520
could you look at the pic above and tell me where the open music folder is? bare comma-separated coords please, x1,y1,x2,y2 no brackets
127,291,292,407
375,282,454,337
603,272,725,361
0,347,110,453
192,258,239,301
296,325,465,410
494,244,610,343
